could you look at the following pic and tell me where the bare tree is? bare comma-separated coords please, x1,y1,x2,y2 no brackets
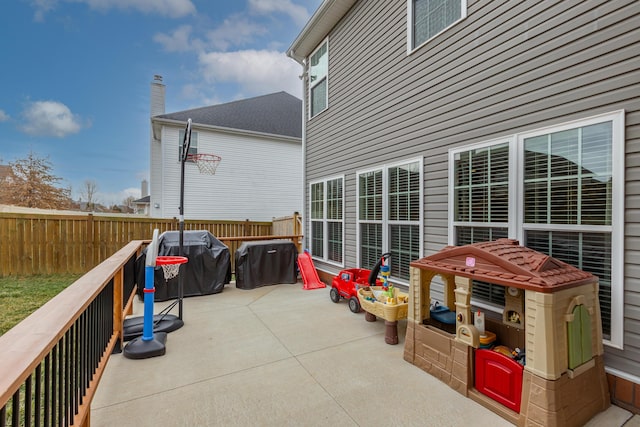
0,151,71,209
80,180,99,211
122,195,136,210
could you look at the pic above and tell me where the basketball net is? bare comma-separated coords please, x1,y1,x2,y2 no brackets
188,153,222,175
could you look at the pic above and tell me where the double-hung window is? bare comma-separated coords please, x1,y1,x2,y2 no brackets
179,129,198,162
308,40,328,118
449,111,624,348
310,177,343,264
410,0,467,50
358,159,423,282
452,141,512,306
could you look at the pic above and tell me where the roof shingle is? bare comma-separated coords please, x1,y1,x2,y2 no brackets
156,91,302,138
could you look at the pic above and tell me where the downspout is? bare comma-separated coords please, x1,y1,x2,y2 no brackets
291,55,308,252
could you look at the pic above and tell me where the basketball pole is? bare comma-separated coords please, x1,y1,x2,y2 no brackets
177,118,192,320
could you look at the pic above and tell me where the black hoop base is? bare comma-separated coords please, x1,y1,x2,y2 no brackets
123,332,167,359
123,315,184,341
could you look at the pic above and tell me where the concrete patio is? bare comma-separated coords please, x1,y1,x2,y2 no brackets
92,282,638,426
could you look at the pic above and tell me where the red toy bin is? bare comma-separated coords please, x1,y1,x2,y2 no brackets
474,348,524,413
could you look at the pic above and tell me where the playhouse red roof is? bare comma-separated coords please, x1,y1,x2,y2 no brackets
410,239,596,293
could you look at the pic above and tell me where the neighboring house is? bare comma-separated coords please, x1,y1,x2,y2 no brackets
132,179,150,215
288,0,640,411
132,195,150,215
149,76,302,221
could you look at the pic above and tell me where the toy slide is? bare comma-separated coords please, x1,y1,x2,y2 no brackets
297,251,326,290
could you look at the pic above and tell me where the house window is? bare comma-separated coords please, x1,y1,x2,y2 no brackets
410,0,466,50
309,39,328,118
453,142,511,306
310,177,343,264
359,170,383,269
523,120,615,339
449,111,624,347
358,160,423,281
178,129,198,162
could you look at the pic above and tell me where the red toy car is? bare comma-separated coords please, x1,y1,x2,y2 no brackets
330,253,390,313
330,269,373,313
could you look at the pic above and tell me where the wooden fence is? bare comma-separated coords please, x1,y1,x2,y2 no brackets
0,212,302,277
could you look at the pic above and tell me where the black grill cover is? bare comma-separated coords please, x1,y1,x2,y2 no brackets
136,230,231,301
235,240,297,289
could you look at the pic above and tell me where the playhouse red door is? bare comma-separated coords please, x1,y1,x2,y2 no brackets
475,349,524,413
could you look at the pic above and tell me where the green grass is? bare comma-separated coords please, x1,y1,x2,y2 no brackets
0,274,81,336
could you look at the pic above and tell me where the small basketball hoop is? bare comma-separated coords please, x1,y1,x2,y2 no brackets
156,255,188,281
188,153,222,175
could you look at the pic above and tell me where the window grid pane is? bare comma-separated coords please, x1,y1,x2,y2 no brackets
310,183,323,220
311,78,327,117
389,162,420,222
413,0,462,47
525,230,611,338
454,143,509,223
524,123,612,226
311,221,323,257
389,224,420,280
328,221,343,263
359,171,382,221
327,178,343,220
360,223,382,270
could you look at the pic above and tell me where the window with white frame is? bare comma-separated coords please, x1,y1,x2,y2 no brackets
449,111,624,347
310,177,343,264
308,40,328,118
358,160,423,281
410,0,466,50
453,142,511,305
178,129,198,162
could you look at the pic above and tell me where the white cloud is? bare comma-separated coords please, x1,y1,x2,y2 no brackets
31,0,57,22
205,16,267,51
153,25,199,52
198,50,303,98
20,100,84,138
248,0,310,27
0,110,9,122
32,0,195,20
155,16,268,54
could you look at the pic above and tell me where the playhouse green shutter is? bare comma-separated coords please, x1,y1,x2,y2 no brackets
568,305,593,369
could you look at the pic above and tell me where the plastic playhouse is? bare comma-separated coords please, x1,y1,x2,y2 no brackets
404,239,610,427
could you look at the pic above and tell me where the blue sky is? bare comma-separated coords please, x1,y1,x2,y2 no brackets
0,0,321,206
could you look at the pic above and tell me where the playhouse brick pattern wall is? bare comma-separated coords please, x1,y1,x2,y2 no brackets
404,240,611,427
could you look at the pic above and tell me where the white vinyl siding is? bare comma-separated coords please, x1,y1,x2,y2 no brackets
449,111,624,348
155,126,301,222
358,159,423,282
310,176,344,264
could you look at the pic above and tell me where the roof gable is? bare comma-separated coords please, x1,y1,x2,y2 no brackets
411,239,596,293
156,91,302,139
